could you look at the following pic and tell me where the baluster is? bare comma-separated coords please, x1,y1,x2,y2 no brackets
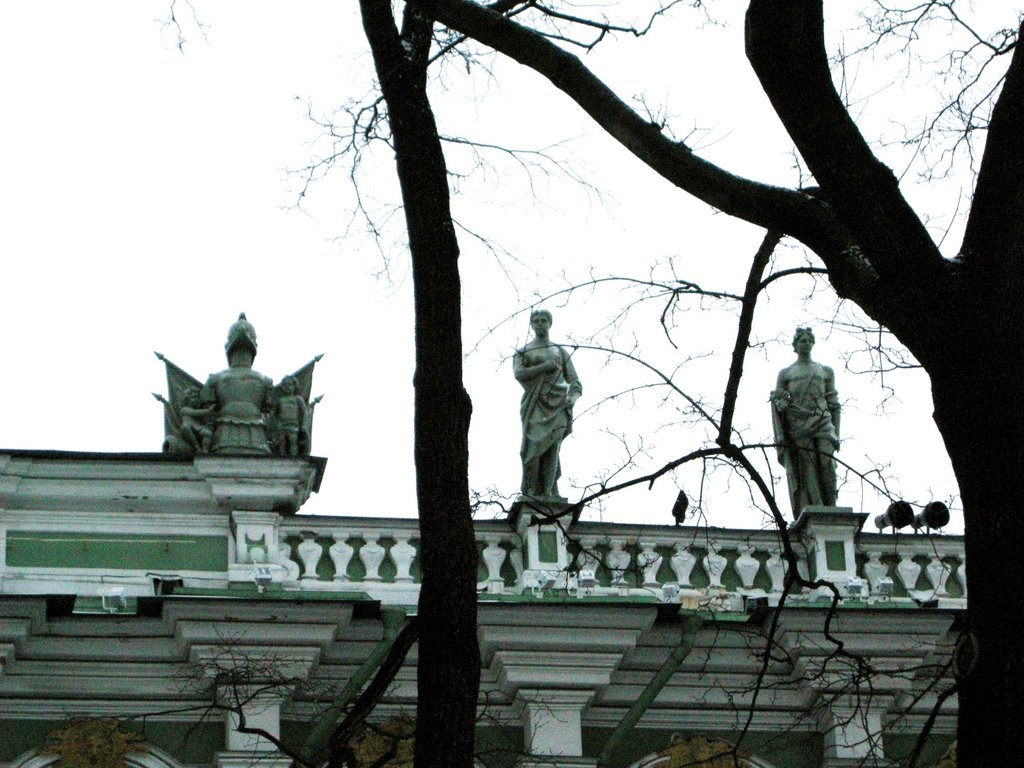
764,548,786,593
577,537,602,576
795,553,810,583
275,533,301,581
670,544,698,588
359,535,386,581
390,535,417,583
636,542,662,587
329,533,354,582
950,558,967,598
926,554,952,597
703,543,728,589
734,545,760,589
509,537,525,587
863,551,889,594
297,531,324,581
605,540,631,585
481,536,508,585
896,552,922,593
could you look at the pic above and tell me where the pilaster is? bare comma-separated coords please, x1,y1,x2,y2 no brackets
222,690,284,753
818,696,892,768
514,689,596,762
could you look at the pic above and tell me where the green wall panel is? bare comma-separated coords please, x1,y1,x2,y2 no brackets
6,530,227,570
537,530,559,564
825,540,847,571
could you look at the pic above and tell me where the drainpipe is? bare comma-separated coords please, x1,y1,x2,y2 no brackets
300,607,412,761
596,615,703,768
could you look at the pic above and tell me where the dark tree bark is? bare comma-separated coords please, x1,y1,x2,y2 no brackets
414,1,1024,765
743,6,1024,765
359,3,480,767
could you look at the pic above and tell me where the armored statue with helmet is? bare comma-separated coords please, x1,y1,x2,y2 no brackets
154,313,323,457
201,313,275,455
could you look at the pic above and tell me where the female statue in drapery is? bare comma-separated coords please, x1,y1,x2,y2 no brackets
513,309,582,501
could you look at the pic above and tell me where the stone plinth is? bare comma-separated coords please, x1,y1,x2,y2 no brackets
510,497,582,581
791,505,868,593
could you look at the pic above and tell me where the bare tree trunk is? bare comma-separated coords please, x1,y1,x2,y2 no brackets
360,3,480,766
929,350,1024,767
744,6,1024,762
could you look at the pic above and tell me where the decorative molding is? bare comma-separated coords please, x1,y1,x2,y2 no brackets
41,719,147,768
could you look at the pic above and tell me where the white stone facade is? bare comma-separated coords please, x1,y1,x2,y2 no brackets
0,452,961,768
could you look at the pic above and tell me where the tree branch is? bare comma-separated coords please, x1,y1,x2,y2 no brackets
432,0,852,256
428,1,911,330
403,0,439,68
328,617,421,766
744,2,946,287
718,229,781,444
960,21,1024,285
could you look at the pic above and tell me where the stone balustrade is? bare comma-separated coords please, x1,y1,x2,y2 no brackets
253,515,966,607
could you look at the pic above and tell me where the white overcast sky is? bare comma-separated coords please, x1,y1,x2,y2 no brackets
3,1,1008,533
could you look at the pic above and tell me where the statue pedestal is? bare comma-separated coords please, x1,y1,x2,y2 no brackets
509,497,582,585
509,496,581,536
791,505,868,596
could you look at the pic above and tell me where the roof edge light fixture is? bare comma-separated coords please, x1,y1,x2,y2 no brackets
874,500,915,532
254,566,273,593
876,576,895,597
844,576,866,598
102,587,128,613
913,501,950,531
150,573,184,596
522,569,557,594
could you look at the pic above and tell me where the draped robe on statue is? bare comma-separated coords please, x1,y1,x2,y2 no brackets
514,343,582,501
771,362,840,517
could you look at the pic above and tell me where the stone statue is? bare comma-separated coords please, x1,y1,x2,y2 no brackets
179,385,215,453
269,375,308,456
201,313,275,454
154,314,323,457
513,309,582,502
770,326,841,517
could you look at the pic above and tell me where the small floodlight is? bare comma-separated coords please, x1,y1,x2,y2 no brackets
254,566,273,593
102,588,128,613
150,574,184,596
537,570,557,589
876,576,895,597
845,576,865,598
578,569,598,589
661,583,680,602
913,501,950,531
522,569,556,594
874,501,914,532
